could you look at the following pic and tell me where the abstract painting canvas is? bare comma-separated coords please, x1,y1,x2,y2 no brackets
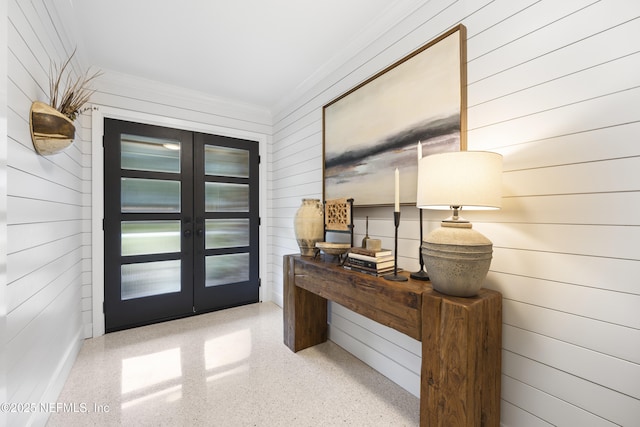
323,25,467,206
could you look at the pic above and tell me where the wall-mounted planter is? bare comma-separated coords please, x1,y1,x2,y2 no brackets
29,101,75,155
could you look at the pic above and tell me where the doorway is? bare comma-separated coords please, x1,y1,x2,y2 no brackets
103,118,260,332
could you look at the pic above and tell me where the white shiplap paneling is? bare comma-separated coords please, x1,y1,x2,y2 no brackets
0,0,9,425
270,0,640,425
6,0,88,425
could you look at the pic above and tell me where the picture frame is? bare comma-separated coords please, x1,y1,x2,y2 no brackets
323,24,467,207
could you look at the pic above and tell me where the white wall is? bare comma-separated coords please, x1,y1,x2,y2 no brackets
6,1,89,425
6,2,273,425
0,0,9,426
270,0,640,425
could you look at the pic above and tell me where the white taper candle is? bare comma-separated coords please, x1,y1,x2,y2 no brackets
394,168,400,212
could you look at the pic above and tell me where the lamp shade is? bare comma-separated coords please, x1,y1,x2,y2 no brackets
416,151,502,210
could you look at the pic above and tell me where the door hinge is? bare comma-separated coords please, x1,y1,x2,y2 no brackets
103,302,105,313
258,217,261,226
258,155,261,164
102,219,105,231
258,278,262,288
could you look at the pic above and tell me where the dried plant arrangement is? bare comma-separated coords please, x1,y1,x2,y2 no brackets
29,49,102,155
48,48,102,121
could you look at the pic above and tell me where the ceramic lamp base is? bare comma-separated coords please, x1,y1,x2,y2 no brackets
422,221,492,297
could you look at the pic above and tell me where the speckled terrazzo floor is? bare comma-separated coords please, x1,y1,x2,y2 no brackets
47,302,419,426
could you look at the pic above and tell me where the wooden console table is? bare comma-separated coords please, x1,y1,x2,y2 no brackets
283,254,502,426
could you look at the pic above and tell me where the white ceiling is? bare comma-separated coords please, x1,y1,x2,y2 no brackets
69,0,422,111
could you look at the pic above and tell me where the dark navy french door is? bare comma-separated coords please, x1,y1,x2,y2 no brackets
103,119,259,332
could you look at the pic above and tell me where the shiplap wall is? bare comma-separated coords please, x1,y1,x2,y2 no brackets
6,2,272,425
270,0,640,425
1,0,9,426
6,0,90,425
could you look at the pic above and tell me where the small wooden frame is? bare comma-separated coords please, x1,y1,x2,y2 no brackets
323,198,354,247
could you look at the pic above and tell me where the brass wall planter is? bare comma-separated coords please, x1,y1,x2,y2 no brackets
30,101,75,155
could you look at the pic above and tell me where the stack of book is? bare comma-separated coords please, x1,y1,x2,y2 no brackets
344,247,396,277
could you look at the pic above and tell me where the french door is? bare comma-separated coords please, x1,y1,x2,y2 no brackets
104,119,259,332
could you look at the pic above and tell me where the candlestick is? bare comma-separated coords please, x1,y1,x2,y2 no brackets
394,168,400,212
412,142,428,280
410,209,429,281
384,211,408,282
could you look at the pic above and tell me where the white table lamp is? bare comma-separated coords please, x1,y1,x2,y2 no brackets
416,151,502,297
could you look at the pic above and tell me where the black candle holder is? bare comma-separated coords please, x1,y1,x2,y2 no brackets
410,209,429,281
384,211,408,282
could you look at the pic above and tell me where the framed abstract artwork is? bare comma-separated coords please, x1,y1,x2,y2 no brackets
323,24,467,207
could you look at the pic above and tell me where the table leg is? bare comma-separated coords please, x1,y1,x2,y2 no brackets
283,255,328,352
420,293,502,426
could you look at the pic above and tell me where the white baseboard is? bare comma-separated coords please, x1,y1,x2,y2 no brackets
28,328,83,427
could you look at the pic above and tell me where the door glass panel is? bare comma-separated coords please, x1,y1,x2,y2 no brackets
122,178,181,213
121,260,181,300
205,253,249,287
205,145,249,178
121,134,181,173
205,219,249,249
205,182,248,212
122,221,181,256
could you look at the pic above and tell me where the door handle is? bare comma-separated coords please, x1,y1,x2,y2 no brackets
195,217,204,238
184,217,192,238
